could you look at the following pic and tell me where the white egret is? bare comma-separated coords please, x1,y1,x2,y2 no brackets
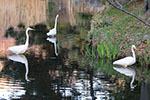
113,45,137,67
113,66,136,89
8,54,30,82
47,14,59,36
47,37,58,56
8,27,34,54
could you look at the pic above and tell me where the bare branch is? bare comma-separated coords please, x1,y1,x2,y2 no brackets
115,0,122,8
106,0,150,27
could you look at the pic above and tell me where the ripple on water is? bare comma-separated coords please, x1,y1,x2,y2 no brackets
0,77,26,100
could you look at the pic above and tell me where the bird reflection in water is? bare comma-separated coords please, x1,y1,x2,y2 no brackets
47,37,58,56
113,66,136,89
7,54,30,82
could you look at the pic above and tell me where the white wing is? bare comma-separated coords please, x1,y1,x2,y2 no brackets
8,45,27,54
47,28,56,36
113,56,135,67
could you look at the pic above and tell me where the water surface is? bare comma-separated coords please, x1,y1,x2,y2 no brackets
0,0,148,100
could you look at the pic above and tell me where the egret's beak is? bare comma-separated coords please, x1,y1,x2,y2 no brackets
30,28,35,30
134,47,138,51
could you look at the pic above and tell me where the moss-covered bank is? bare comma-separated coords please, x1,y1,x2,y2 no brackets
87,2,150,67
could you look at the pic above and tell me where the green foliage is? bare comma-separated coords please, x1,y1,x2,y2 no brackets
144,48,149,65
105,43,111,58
97,40,105,57
92,47,96,58
86,2,150,67
85,45,91,56
112,42,118,60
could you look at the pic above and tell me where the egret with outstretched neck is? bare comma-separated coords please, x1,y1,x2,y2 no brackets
113,45,137,67
8,27,34,54
47,14,59,36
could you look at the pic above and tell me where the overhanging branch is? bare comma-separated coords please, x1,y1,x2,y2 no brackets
106,0,150,27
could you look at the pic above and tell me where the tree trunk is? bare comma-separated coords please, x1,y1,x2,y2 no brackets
144,0,150,13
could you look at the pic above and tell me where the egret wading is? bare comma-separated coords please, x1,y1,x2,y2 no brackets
8,27,34,54
47,14,59,36
113,45,137,67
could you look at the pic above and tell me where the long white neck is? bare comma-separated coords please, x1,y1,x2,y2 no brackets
130,72,135,89
54,16,58,29
25,29,29,46
131,46,136,61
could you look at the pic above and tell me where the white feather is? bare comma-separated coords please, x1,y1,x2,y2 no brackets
8,27,34,54
113,45,137,67
47,14,59,36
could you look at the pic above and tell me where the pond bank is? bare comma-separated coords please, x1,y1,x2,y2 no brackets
87,2,150,67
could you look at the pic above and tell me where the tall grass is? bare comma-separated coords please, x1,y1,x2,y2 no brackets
86,31,150,67
112,42,118,60
92,47,96,58
97,40,105,57
144,47,149,65
85,45,91,56
105,43,111,58
96,33,119,59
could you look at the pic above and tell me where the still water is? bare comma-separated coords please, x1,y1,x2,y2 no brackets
0,0,149,100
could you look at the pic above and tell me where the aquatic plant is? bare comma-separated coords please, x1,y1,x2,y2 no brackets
105,43,111,58
144,47,149,65
97,40,105,57
112,42,118,60
85,45,91,56
86,2,150,67
92,47,96,58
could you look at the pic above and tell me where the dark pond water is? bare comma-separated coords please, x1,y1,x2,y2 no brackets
0,0,149,100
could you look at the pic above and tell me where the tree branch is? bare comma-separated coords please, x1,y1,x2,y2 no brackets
106,0,150,27
115,0,122,8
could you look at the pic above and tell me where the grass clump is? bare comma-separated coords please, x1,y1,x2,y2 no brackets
86,3,150,67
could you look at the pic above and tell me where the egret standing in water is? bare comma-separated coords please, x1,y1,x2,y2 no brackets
8,27,34,54
47,14,59,36
113,45,137,67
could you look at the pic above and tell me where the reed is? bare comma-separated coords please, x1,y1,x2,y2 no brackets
92,47,96,58
105,43,111,58
144,48,149,65
105,34,112,58
85,45,91,56
97,40,105,57
112,41,118,60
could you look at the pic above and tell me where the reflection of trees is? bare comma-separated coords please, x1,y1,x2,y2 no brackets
1,51,107,99
111,85,140,100
5,23,48,46
47,1,56,27
2,53,61,99
140,82,150,100
0,48,143,100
